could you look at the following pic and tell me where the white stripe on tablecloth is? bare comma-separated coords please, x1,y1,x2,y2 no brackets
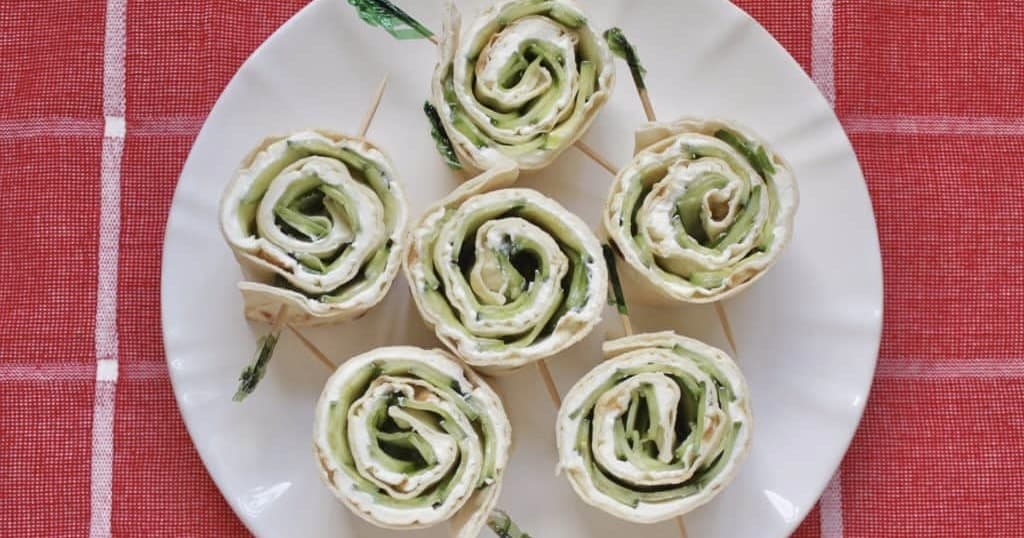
0,362,169,382
7,114,1024,139
102,3,125,119
875,358,1024,379
843,114,1024,135
0,363,95,381
820,471,844,538
89,375,117,537
0,117,103,137
0,115,208,138
90,0,126,535
811,0,835,106
6,358,1020,383
812,2,844,534
96,119,123,366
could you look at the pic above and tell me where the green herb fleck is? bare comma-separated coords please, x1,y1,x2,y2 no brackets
424,102,462,169
602,243,629,315
347,0,434,40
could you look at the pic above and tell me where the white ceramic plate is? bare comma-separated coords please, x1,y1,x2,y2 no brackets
162,0,882,536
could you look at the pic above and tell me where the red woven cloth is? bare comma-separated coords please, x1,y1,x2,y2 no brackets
2,1,1022,536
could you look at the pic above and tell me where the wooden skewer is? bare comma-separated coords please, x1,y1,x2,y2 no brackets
638,88,657,123
269,303,289,334
574,140,620,176
713,302,738,356
535,360,563,407
618,310,634,337
287,324,337,371
615,307,634,340
358,75,390,138
675,514,690,538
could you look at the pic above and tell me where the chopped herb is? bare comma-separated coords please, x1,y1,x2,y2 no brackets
602,244,629,315
346,0,434,40
423,102,462,169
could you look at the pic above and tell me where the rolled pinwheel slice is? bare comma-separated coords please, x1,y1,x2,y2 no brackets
604,118,799,303
431,0,615,172
314,346,511,537
219,130,408,326
405,160,607,375
557,331,752,523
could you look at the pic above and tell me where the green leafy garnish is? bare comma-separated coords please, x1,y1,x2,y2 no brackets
487,509,532,538
347,0,434,40
603,27,647,91
423,102,462,169
713,129,776,179
233,333,279,402
602,244,629,315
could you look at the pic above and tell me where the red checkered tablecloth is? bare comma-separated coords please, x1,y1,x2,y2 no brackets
2,1,1022,536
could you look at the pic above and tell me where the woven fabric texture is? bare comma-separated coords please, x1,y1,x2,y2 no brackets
1,1,1022,537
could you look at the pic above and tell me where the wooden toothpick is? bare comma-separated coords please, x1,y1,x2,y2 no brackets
713,302,738,356
358,75,390,138
574,140,620,176
536,360,563,407
618,312,634,338
638,88,657,123
675,514,690,538
287,325,337,371
270,303,289,333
